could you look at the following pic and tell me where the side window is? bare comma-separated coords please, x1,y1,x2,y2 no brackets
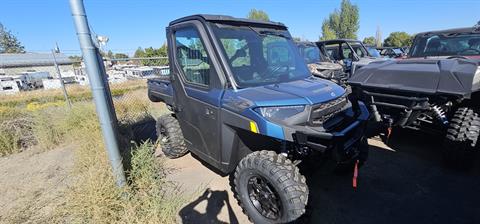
341,43,352,58
174,27,211,86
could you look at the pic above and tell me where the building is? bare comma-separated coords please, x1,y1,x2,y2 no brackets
0,53,74,78
0,76,20,94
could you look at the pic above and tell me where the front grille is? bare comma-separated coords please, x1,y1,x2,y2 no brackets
310,96,348,125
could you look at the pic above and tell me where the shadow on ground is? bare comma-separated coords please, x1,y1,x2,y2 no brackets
179,188,239,224
119,116,158,172
302,128,480,224
137,117,480,224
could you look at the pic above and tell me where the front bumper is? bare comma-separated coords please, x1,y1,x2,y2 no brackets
285,101,369,152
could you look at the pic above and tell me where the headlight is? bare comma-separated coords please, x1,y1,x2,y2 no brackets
254,105,305,121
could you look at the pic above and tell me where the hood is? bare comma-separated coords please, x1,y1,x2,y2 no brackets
355,57,389,66
222,77,346,111
349,59,480,96
308,62,343,71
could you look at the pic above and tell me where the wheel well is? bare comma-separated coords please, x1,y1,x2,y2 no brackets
223,127,282,173
464,91,480,108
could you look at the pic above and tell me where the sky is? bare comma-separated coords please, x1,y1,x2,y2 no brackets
0,0,479,56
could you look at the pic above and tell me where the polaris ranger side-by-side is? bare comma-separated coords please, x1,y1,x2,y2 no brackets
295,41,346,84
148,15,369,223
349,24,480,166
316,39,388,77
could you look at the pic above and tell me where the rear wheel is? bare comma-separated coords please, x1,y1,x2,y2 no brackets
156,114,188,159
444,107,480,168
233,151,308,223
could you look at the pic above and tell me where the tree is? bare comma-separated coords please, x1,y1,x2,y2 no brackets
134,44,168,66
113,53,128,59
247,9,270,21
320,19,337,40
106,50,114,59
322,0,360,39
134,47,145,58
383,32,412,47
362,36,376,45
68,55,82,67
0,22,25,53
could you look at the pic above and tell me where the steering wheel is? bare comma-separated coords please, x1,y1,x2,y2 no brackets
459,48,480,54
269,65,290,76
447,56,469,60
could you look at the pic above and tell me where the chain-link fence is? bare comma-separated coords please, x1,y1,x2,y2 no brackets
0,56,171,154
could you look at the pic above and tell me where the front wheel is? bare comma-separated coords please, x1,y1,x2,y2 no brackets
444,107,480,168
233,151,308,223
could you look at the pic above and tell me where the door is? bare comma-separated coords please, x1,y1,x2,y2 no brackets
167,21,225,164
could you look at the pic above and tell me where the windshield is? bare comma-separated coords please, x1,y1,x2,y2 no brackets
296,43,328,64
212,24,310,88
410,33,480,57
367,47,381,57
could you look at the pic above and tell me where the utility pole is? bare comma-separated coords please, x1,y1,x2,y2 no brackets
52,43,72,108
375,26,382,48
69,0,126,187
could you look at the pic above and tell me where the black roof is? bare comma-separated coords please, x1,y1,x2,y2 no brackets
316,39,362,45
169,14,287,29
415,26,480,37
294,41,316,46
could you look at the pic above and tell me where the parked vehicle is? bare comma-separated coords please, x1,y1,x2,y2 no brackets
317,39,388,76
295,41,346,84
148,14,370,223
365,45,383,58
376,47,405,58
349,24,480,166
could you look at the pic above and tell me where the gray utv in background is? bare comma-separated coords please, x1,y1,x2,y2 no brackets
349,24,480,167
317,39,388,77
295,41,346,84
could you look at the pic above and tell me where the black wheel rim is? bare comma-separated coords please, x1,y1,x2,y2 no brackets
159,126,171,150
247,175,282,220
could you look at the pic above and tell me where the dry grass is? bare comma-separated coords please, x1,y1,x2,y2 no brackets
0,86,185,223
0,79,147,107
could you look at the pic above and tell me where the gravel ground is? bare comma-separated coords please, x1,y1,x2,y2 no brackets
169,128,480,224
0,146,73,223
1,128,479,224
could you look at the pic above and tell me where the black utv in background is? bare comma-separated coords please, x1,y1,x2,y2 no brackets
349,24,480,166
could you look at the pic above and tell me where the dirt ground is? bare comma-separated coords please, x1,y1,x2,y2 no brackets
0,145,73,223
170,128,480,224
1,128,480,224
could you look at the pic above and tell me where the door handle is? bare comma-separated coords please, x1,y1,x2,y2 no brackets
205,108,215,118
205,108,213,115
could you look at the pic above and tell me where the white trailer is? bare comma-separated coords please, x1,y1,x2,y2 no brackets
0,77,20,94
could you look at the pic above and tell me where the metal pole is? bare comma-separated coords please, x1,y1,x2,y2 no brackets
51,49,72,108
69,0,126,187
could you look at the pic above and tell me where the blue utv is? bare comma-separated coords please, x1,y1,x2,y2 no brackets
148,15,369,223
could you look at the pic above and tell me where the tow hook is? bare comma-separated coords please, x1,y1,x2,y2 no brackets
385,118,393,144
353,160,359,189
